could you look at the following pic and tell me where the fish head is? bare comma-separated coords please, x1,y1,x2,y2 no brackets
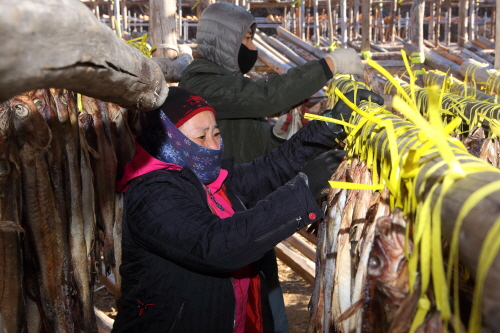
10,92,52,150
368,209,412,305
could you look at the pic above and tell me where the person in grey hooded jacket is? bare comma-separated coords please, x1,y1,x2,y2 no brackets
179,2,365,165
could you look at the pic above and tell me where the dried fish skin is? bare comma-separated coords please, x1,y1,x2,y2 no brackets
12,92,76,333
0,101,25,333
81,96,117,274
50,89,98,333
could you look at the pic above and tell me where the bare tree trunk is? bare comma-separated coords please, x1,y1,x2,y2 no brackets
150,0,178,59
0,0,193,111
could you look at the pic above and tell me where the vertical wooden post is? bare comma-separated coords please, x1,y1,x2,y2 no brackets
300,0,305,40
378,3,384,42
354,0,360,38
493,7,496,40
314,0,319,43
458,0,469,46
178,0,183,40
109,0,115,30
397,7,401,39
327,0,334,45
429,1,435,42
340,0,347,47
361,0,371,54
197,0,213,22
122,2,128,33
150,0,178,60
469,0,475,41
389,0,397,43
348,6,353,41
445,2,451,45
405,11,410,39
410,0,425,86
484,11,488,39
495,0,500,69
435,0,442,45
95,2,100,20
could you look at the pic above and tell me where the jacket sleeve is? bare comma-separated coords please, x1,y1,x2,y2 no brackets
229,119,340,207
179,59,330,119
124,172,322,275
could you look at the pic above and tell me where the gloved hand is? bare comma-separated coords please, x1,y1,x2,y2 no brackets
300,150,347,199
324,48,365,76
322,90,384,133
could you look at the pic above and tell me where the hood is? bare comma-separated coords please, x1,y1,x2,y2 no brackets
115,142,181,192
196,2,256,75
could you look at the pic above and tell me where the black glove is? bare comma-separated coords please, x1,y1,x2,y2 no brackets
322,90,384,133
300,150,347,199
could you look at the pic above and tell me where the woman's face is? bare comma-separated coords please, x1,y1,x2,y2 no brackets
178,111,221,150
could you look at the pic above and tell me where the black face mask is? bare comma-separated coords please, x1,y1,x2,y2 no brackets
238,43,258,74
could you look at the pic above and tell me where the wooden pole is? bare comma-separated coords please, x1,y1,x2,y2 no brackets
445,1,451,45
276,26,327,59
178,0,183,40
409,0,425,85
300,0,305,40
150,0,178,60
458,0,469,46
469,0,476,41
389,0,397,43
429,1,435,42
496,0,500,69
314,0,320,44
327,0,334,44
435,0,442,45
340,0,347,47
361,0,371,54
354,0,360,38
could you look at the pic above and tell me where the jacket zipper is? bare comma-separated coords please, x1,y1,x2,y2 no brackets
255,216,302,242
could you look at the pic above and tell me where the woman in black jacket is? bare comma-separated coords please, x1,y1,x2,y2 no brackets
111,87,383,333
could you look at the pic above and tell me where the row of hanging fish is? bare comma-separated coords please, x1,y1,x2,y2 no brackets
0,89,138,332
308,157,425,333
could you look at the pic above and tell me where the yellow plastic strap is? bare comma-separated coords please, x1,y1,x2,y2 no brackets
410,52,425,64
303,113,356,128
328,181,384,191
361,51,372,60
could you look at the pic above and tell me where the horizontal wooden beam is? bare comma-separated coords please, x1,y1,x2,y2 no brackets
275,242,315,285
285,234,316,262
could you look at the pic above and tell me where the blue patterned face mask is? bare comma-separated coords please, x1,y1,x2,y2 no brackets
139,109,224,184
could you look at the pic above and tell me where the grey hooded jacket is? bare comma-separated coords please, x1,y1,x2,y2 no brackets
179,2,332,163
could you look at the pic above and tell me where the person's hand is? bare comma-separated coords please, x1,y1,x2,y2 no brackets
322,90,384,133
324,48,364,76
300,150,347,199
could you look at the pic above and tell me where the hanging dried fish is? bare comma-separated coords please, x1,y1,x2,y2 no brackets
11,91,76,332
50,89,97,333
362,208,413,332
0,101,25,333
81,96,117,274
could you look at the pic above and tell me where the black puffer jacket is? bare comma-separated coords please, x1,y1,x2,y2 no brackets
112,120,338,332
179,2,333,163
